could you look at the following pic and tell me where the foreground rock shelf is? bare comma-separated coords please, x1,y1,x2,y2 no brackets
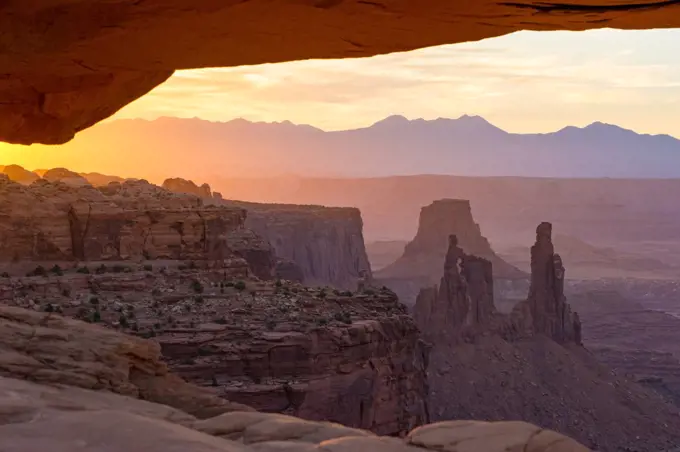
0,304,591,452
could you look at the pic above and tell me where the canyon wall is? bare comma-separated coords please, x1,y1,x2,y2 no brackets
159,177,372,290
225,200,373,290
0,309,591,452
0,266,428,436
0,176,274,279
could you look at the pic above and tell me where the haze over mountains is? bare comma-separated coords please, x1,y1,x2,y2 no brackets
34,114,680,182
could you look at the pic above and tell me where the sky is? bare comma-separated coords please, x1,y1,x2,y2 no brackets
2,27,680,171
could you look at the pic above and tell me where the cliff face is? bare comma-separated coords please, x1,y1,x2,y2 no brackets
411,224,680,452
0,268,429,437
0,176,274,278
225,201,373,290
0,305,592,452
376,199,524,305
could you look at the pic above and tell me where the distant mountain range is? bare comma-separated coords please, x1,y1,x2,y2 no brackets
54,115,680,180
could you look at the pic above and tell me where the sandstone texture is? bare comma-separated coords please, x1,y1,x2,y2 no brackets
0,304,251,419
163,177,214,199
377,199,524,305
0,265,428,436
4,0,680,144
412,223,680,452
0,177,274,278
0,301,590,452
0,165,39,185
159,180,372,289
0,379,591,452
42,167,90,186
225,201,372,290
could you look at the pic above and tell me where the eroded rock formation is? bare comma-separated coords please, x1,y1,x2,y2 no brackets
226,201,373,289
0,267,428,436
0,304,251,419
413,234,501,343
0,300,591,451
524,222,582,344
377,199,524,305
163,177,213,199
412,223,680,451
0,164,39,185
42,167,90,186
0,177,273,278
4,1,680,145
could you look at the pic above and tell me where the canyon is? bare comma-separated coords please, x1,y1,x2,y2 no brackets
1,167,679,450
0,174,426,436
411,223,680,452
0,304,590,452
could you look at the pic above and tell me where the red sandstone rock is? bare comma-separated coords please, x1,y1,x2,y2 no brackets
225,201,373,290
0,269,429,437
0,177,274,279
3,1,680,144
163,177,213,198
42,167,90,186
0,165,39,185
377,199,524,305
524,222,581,344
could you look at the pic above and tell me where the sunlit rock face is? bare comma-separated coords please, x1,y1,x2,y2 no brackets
3,0,680,145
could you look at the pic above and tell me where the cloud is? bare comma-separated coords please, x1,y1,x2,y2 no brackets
114,28,680,137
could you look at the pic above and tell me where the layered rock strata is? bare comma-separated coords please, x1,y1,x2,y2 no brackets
377,199,524,305
225,201,373,290
0,176,274,279
0,267,428,437
410,223,680,451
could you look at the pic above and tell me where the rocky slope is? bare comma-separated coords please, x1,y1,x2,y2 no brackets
376,199,525,305
0,304,591,452
0,264,428,436
413,223,680,452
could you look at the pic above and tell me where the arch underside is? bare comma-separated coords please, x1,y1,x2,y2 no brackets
2,0,680,145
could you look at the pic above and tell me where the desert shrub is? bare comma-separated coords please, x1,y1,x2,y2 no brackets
191,280,204,293
50,265,63,276
76,266,90,274
234,280,246,291
27,265,47,277
89,296,99,305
